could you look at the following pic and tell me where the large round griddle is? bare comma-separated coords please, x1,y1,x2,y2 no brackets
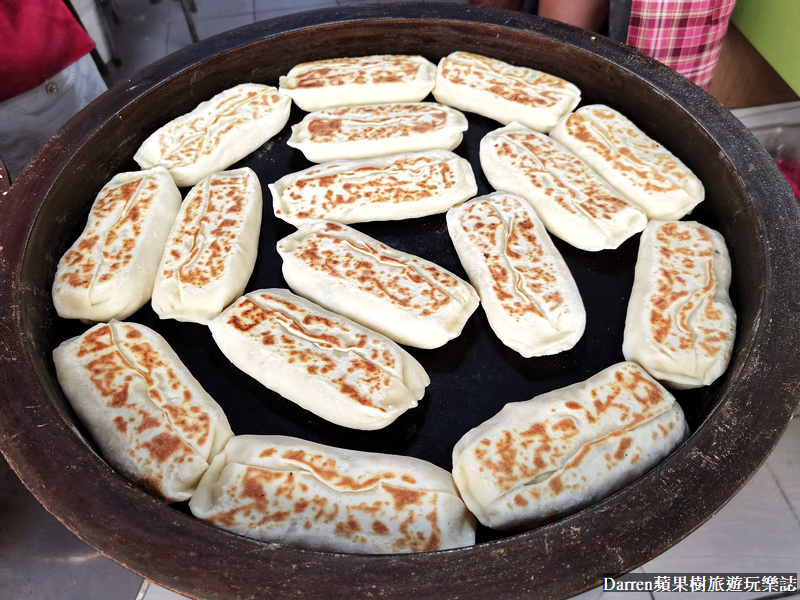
2,4,800,599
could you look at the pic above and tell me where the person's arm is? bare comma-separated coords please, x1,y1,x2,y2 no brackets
537,0,609,32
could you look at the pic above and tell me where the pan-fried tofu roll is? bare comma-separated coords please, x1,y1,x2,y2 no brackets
623,220,736,389
53,321,234,502
134,83,291,187
277,221,480,349
270,150,477,226
53,167,181,323
452,362,688,530
447,192,585,357
279,54,437,112
432,51,580,133
480,123,647,251
208,289,430,430
189,435,476,553
549,105,705,220
287,102,468,163
152,167,262,324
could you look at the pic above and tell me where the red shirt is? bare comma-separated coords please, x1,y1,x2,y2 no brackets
0,0,96,102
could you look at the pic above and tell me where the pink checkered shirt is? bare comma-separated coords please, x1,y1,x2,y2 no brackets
627,0,737,89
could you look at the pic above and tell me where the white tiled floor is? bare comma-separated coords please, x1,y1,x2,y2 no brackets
101,0,474,87
79,1,800,598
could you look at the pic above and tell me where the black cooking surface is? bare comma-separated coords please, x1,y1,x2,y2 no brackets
51,94,722,542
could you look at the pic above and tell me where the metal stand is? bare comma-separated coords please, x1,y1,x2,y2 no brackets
94,0,123,66
179,0,200,43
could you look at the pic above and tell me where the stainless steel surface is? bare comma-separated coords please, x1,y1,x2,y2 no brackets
0,454,143,599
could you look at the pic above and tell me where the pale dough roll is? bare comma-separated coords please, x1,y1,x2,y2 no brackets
287,102,468,163
452,362,688,530
623,220,736,389
432,51,581,133
189,435,476,554
53,320,234,502
447,192,586,357
151,167,262,324
270,150,477,226
208,289,430,430
549,104,705,220
279,54,437,112
480,123,647,251
277,221,480,349
134,83,291,187
52,166,181,323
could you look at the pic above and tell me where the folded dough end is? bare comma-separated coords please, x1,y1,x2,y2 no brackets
452,362,688,530
190,435,476,553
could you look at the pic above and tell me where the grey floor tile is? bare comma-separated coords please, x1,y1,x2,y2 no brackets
255,2,338,22
766,417,800,522
168,0,255,23
254,0,336,13
141,581,190,599
571,585,605,600
166,14,256,53
255,0,471,31
641,465,800,600
336,0,470,4
165,20,192,55
0,457,145,600
573,568,654,600
113,0,172,19
102,11,171,86
597,593,654,600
